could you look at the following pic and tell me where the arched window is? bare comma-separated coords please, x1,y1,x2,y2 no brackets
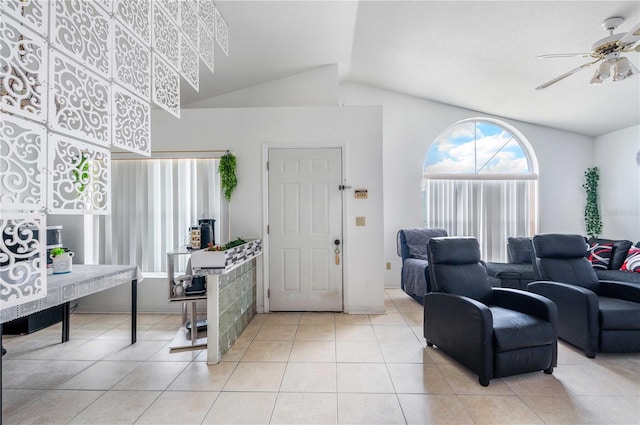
422,118,538,262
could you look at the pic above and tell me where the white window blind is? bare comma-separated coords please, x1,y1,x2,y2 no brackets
96,158,221,273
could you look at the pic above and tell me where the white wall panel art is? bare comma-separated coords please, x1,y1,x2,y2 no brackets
50,0,111,78
180,0,199,51
200,0,214,34
0,14,49,123
215,6,229,56
0,0,49,37
152,54,180,118
112,85,151,156
152,4,180,71
0,212,47,308
114,0,151,45
180,34,199,91
199,21,215,73
113,22,151,100
49,52,111,148
0,115,47,210
47,134,111,215
157,0,181,25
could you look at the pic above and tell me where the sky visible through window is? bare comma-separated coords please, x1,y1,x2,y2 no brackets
424,121,530,174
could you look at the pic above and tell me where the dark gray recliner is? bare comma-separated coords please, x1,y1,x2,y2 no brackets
424,237,557,386
528,234,640,358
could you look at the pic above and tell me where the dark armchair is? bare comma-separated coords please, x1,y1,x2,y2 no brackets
528,234,640,358
424,237,557,386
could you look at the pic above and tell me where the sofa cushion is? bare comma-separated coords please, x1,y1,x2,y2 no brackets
507,237,533,264
598,296,640,330
398,228,448,260
595,269,640,285
587,242,613,270
621,247,640,273
490,306,555,352
588,238,633,271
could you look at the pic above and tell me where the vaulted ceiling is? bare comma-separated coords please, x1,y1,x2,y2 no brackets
184,1,640,137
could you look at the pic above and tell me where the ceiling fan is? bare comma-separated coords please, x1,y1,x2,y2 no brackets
535,17,640,90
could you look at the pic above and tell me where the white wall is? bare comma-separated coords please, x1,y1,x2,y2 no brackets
183,65,339,109
595,125,640,242
340,82,595,287
150,105,385,313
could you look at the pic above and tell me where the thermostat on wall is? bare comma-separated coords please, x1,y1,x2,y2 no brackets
354,189,368,199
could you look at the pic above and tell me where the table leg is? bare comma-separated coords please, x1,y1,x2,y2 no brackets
62,301,70,343
191,301,197,344
132,279,137,344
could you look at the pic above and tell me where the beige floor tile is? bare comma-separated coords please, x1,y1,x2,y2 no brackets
335,313,371,326
220,339,250,361
337,393,405,425
68,390,161,424
295,324,336,341
335,325,376,341
223,361,286,391
556,342,594,365
384,298,399,312
5,338,86,360
58,360,141,390
280,362,337,392
138,323,181,341
458,394,544,425
369,312,407,326
241,340,293,362
397,393,476,425
262,312,301,325
336,340,384,363
62,339,132,361
502,369,574,396
95,324,152,340
299,312,336,325
387,363,454,394
402,312,424,327
148,341,203,362
578,395,640,425
1,389,44,419
254,324,298,341
271,392,337,424
250,313,268,325
553,364,637,396
423,346,455,364
393,299,424,314
102,339,168,361
337,363,394,393
379,339,431,364
135,391,218,424
112,361,189,390
3,360,92,390
519,395,615,424
374,325,421,342
136,313,171,325
289,340,337,362
436,363,513,395
202,392,277,424
168,361,237,391
3,389,104,425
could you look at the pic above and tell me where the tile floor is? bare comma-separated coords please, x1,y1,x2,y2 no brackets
2,289,639,424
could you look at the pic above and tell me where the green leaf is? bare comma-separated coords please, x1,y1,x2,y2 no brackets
219,152,237,202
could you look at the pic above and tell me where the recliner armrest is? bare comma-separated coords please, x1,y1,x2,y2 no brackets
491,288,557,324
424,293,493,340
599,280,640,303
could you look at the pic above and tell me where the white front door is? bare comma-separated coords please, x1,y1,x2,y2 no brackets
268,148,343,311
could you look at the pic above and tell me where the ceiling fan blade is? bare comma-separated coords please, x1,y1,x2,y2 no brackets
535,59,602,90
618,21,640,45
536,53,592,59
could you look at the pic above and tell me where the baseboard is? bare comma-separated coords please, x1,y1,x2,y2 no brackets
345,307,386,315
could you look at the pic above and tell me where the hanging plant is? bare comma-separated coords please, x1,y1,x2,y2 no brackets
583,167,602,238
219,151,237,202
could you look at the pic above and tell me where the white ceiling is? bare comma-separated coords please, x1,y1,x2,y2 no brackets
183,1,640,137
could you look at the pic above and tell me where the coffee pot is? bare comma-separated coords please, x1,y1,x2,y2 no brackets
198,218,215,249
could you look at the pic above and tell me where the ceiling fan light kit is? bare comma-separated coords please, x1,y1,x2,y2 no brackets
536,16,640,89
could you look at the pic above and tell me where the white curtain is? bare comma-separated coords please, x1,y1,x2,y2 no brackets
422,179,537,262
97,158,221,273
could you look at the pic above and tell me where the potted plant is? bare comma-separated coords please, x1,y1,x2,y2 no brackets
50,247,74,274
219,151,237,202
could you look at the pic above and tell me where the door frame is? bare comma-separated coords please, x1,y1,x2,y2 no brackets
261,143,347,313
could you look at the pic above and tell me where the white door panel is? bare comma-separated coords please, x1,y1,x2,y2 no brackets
268,148,342,311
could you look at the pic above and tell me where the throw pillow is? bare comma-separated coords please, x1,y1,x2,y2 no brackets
621,247,640,273
587,238,632,270
587,242,613,270
507,237,532,264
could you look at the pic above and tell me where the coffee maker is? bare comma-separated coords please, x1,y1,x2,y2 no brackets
198,218,215,249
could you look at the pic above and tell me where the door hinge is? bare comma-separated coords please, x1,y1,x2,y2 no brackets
267,288,270,298
339,185,351,191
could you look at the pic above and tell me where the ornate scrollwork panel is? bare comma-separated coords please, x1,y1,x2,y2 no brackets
152,4,180,71
156,0,180,25
180,35,199,91
47,134,111,214
112,85,150,157
94,0,112,14
50,0,111,78
0,0,49,37
49,52,111,147
114,0,151,46
0,15,48,123
0,115,46,210
180,0,199,51
1,212,46,309
113,23,151,100
215,7,229,56
152,54,180,118
199,0,214,34
199,21,215,73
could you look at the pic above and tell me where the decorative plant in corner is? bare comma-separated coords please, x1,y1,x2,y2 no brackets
219,151,237,202
583,167,602,238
